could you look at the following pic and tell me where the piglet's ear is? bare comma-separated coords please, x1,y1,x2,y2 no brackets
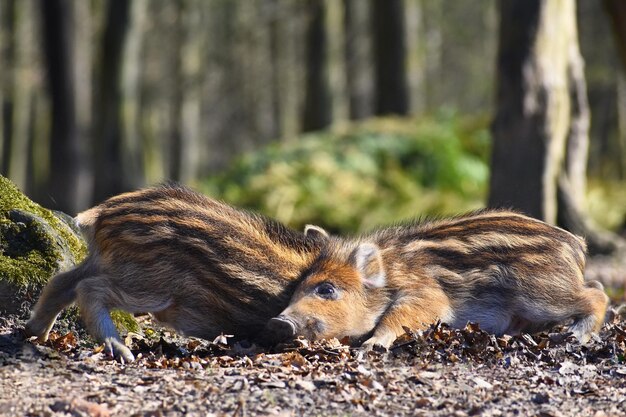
304,224,330,240
352,243,386,289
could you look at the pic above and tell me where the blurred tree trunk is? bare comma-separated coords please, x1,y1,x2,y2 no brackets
268,0,282,140
6,1,36,192
1,0,16,178
556,36,620,255
138,0,171,184
268,1,307,141
121,0,147,189
372,0,409,115
27,94,50,201
605,0,626,69
199,1,234,172
326,0,347,126
404,0,425,115
490,0,623,254
10,0,32,194
248,2,278,144
343,0,373,120
41,0,90,214
169,0,185,182
93,0,130,203
169,0,202,183
490,0,570,223
563,35,590,210
302,0,332,132
605,0,626,179
618,73,626,179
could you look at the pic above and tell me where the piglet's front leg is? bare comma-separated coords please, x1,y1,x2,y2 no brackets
361,288,450,351
75,277,135,363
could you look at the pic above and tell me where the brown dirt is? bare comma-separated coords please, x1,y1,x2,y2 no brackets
1,310,626,417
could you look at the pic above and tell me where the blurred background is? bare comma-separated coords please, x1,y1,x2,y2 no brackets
0,0,625,242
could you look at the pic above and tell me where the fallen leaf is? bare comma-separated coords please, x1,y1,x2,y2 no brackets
295,380,317,391
51,332,78,352
558,361,579,375
262,381,286,389
548,333,572,345
532,392,550,405
51,398,110,417
414,397,433,407
473,377,493,389
212,334,232,346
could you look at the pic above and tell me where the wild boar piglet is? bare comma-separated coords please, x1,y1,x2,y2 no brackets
267,210,609,350
25,184,325,362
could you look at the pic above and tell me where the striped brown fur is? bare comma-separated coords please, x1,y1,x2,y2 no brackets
268,210,608,350
25,183,324,361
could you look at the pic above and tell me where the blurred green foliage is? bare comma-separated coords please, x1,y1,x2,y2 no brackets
586,180,626,232
199,115,491,234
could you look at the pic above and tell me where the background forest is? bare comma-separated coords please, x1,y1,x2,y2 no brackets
1,0,626,240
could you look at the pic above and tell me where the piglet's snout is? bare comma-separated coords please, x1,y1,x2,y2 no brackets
266,315,297,342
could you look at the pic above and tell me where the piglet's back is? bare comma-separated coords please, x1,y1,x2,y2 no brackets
373,209,586,280
92,184,318,275
82,184,323,336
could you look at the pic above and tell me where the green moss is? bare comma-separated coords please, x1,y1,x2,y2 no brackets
587,179,626,232
110,310,141,334
0,175,87,289
0,176,139,329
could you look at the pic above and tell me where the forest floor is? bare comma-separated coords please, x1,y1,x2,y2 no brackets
1,258,626,417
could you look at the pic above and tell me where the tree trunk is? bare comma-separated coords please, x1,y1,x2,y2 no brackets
490,0,625,255
169,0,202,183
41,0,90,214
247,1,278,144
27,93,50,201
93,0,131,203
562,33,590,211
168,0,185,182
0,0,15,178
489,0,570,224
372,0,409,115
302,0,332,132
269,0,307,141
618,73,626,179
605,0,626,179
554,11,622,254
9,0,32,193
421,1,443,113
404,0,425,115
605,0,626,71
343,0,373,120
326,0,347,125
121,0,147,189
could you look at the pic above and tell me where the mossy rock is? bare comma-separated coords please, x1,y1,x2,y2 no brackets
0,175,87,315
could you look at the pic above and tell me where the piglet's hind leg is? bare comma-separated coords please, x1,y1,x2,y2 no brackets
25,260,97,341
75,277,135,362
569,281,609,343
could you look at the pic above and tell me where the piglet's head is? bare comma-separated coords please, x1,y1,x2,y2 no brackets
267,242,388,344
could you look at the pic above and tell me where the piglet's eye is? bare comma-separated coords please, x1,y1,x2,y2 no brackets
315,282,338,300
